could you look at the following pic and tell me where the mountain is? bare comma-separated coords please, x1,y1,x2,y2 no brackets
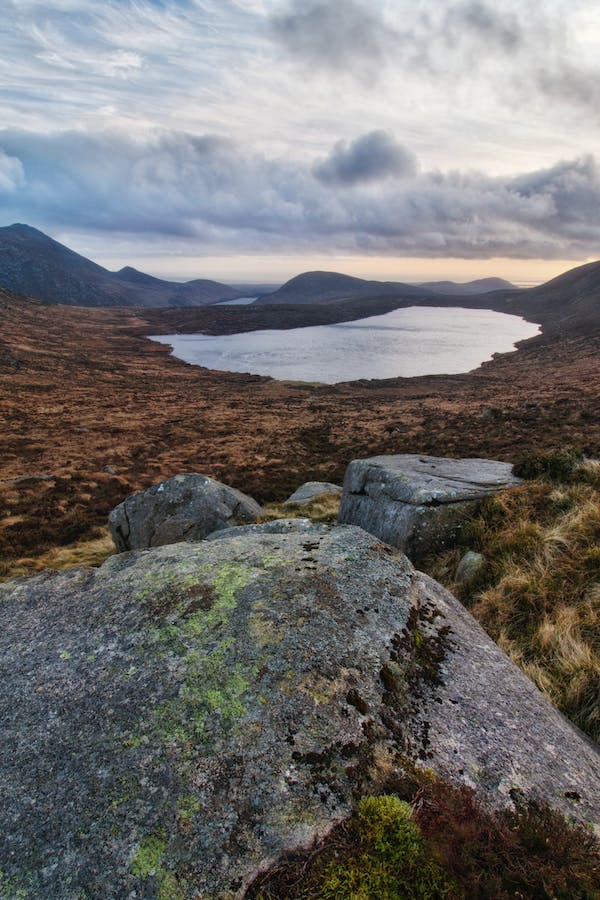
514,258,600,324
253,271,438,305
417,277,516,294
0,224,242,307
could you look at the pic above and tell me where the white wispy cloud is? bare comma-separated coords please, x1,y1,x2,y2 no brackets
0,0,599,268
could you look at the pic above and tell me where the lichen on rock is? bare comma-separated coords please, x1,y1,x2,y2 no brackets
0,522,598,898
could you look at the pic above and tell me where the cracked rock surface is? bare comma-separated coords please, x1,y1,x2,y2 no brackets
0,522,598,898
108,472,262,551
338,454,522,560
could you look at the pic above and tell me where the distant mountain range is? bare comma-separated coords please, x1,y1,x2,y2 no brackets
254,271,517,306
253,271,436,305
417,277,515,295
0,223,532,311
0,224,243,307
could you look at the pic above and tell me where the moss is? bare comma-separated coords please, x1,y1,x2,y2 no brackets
130,833,167,878
130,832,185,899
251,775,600,899
312,795,456,899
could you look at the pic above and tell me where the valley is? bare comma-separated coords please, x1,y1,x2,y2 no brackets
2,283,600,571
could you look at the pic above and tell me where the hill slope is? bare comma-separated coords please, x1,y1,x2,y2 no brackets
254,270,438,305
0,224,241,307
418,277,516,294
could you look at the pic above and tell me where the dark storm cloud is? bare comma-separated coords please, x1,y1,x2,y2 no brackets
313,131,418,186
2,127,600,259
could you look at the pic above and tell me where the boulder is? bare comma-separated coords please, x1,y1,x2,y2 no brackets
284,481,342,504
338,454,521,561
0,523,598,898
455,550,486,585
108,472,262,551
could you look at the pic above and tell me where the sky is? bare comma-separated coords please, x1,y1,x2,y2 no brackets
1,0,600,284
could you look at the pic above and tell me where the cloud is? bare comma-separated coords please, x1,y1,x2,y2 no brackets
313,131,418,186
270,0,396,79
1,127,600,261
270,0,600,121
440,2,524,53
0,151,24,194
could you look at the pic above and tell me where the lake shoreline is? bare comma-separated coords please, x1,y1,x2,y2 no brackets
148,306,540,384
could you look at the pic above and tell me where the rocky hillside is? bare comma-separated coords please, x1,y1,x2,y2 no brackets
0,224,242,307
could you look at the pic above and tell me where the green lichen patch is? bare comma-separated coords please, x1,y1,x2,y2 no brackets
0,869,30,900
140,563,257,747
176,795,201,829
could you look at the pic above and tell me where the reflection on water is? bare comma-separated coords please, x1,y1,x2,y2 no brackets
149,306,540,384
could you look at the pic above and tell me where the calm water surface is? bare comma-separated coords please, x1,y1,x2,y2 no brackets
150,306,540,384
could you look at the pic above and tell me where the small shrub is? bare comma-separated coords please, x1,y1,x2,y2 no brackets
513,447,583,481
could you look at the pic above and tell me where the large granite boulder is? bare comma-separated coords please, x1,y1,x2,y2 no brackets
338,454,521,560
108,472,262,551
1,524,598,898
284,481,342,504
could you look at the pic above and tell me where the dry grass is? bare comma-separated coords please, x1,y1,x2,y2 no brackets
0,528,115,582
424,459,600,742
258,492,341,525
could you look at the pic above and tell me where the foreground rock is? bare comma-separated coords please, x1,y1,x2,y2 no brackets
108,472,261,550
339,454,521,560
284,481,342,504
0,524,598,898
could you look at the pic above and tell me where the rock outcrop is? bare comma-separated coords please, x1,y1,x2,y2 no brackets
0,523,598,898
108,472,262,551
284,481,342,504
338,454,521,560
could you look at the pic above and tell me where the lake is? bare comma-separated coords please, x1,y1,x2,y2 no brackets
149,306,540,384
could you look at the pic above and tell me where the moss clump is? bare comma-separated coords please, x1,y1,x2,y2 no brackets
250,775,600,899
316,795,455,899
130,832,185,899
130,833,167,878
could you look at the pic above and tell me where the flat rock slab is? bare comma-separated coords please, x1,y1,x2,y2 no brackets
339,454,521,560
108,472,262,551
284,482,342,504
0,524,598,899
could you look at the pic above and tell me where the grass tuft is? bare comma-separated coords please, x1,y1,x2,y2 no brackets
424,458,600,741
0,529,115,582
258,492,341,525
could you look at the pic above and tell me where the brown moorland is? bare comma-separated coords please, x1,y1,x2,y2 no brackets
2,275,600,574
